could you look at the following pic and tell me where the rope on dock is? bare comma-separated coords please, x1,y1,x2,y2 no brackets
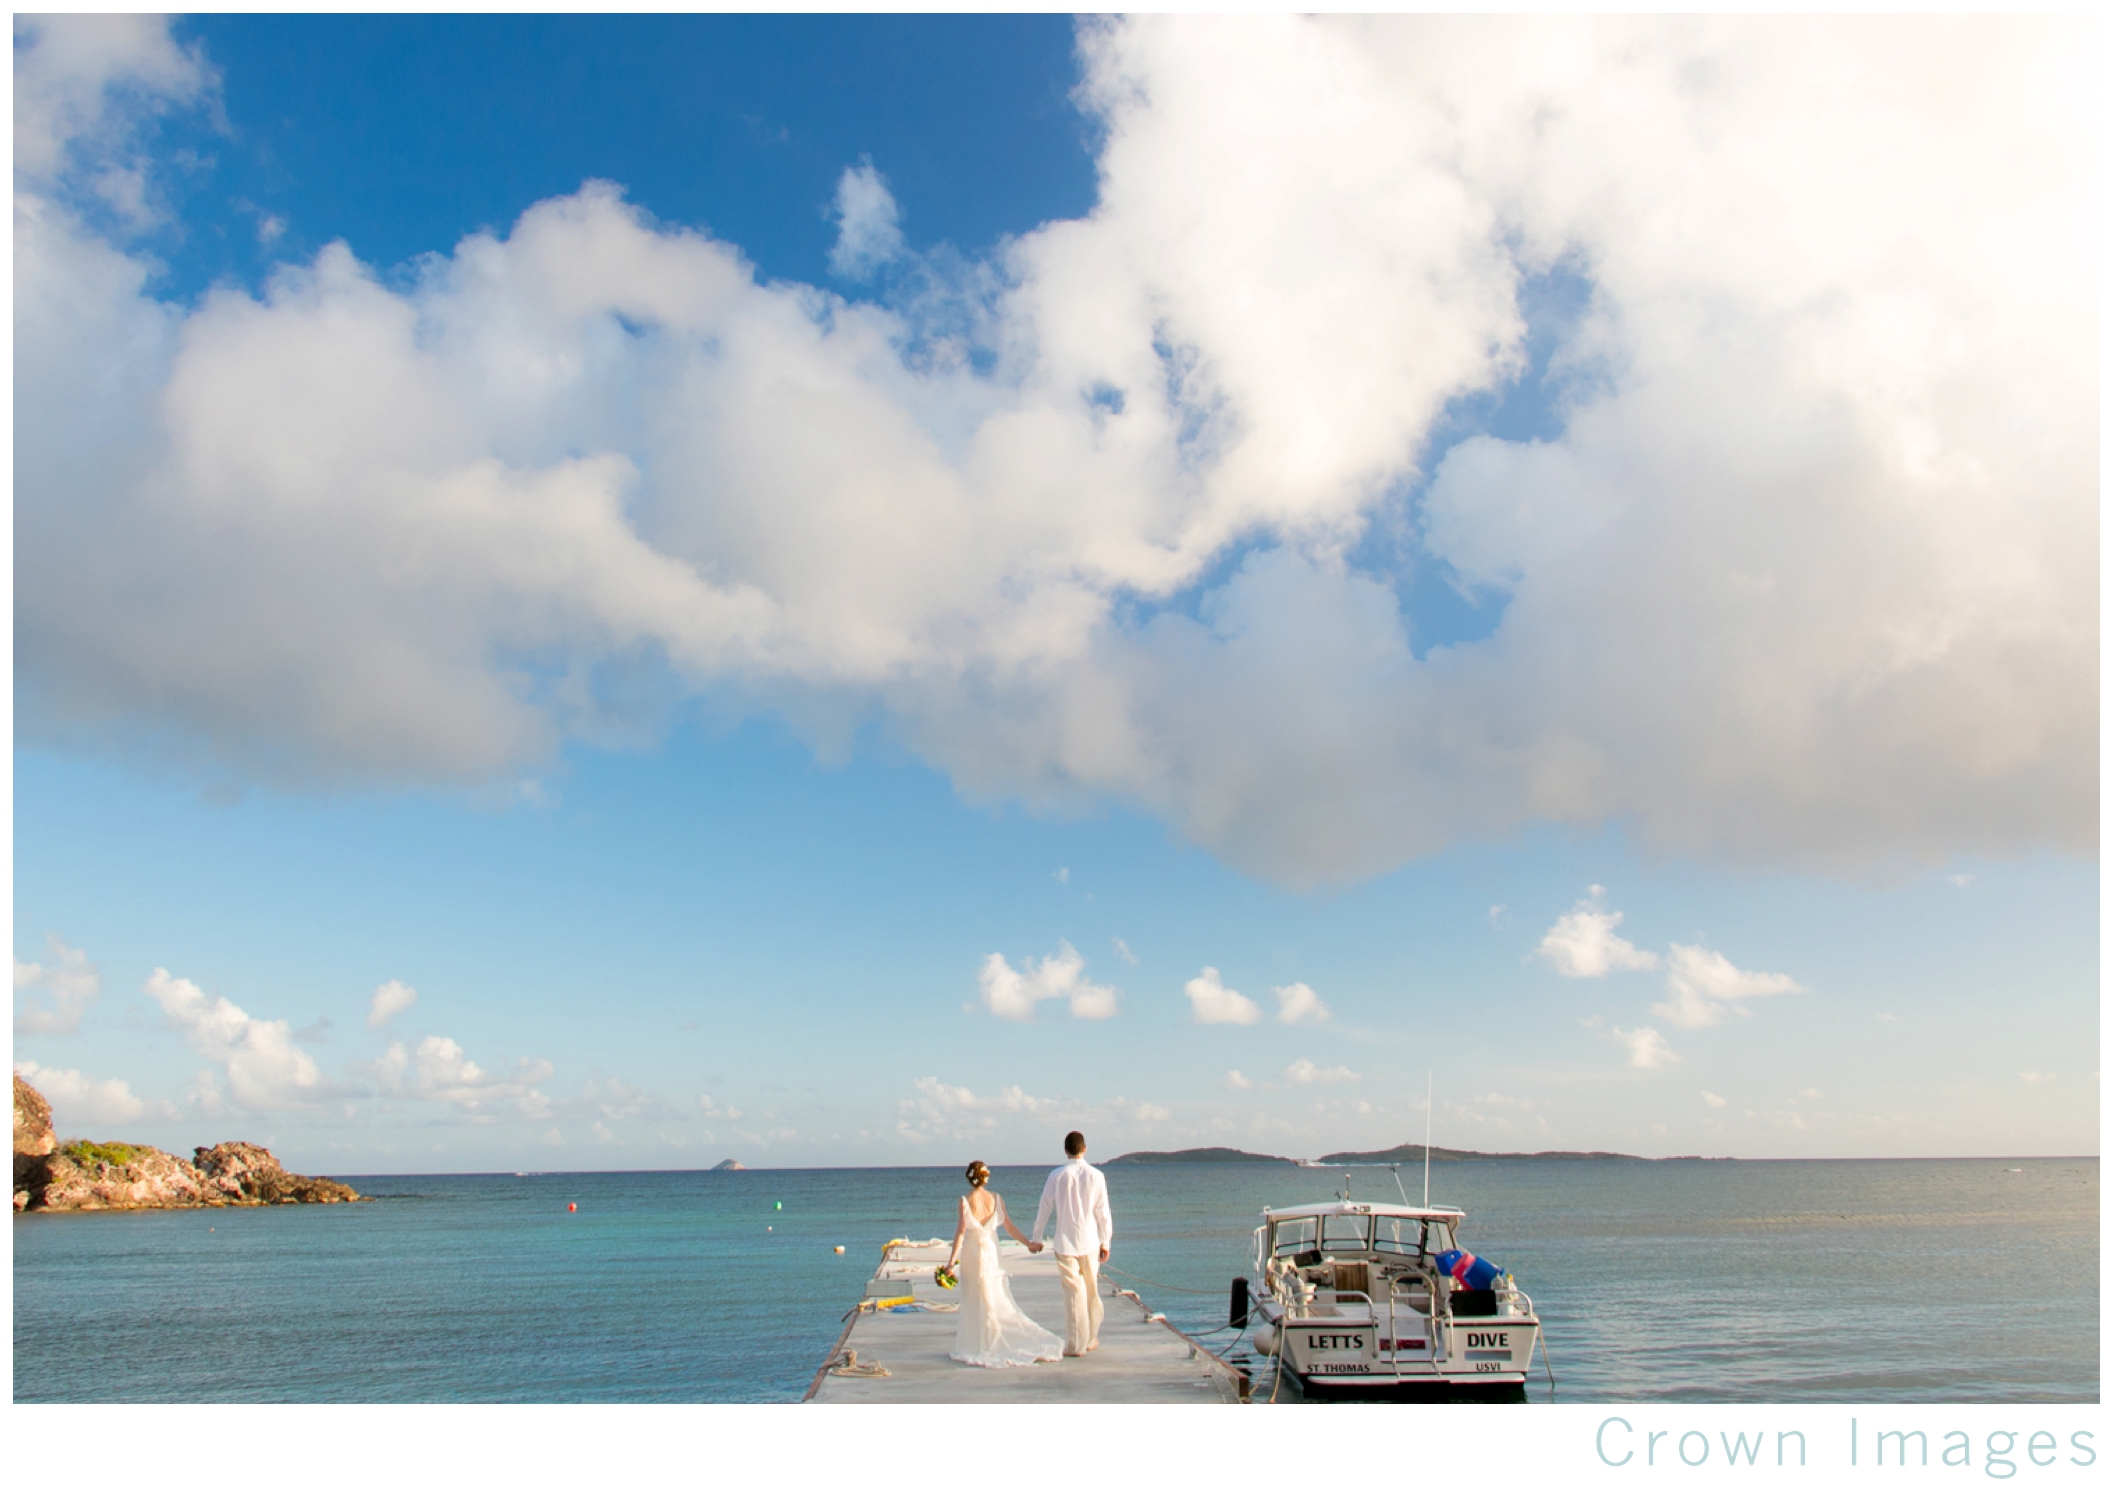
826,1348,892,1379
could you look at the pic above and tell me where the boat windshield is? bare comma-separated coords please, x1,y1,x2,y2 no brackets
1271,1217,1319,1257
1320,1214,1373,1251
1374,1217,1457,1256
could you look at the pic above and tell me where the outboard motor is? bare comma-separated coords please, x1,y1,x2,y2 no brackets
1229,1276,1250,1328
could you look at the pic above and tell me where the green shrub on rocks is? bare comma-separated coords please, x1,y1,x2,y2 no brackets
61,1140,151,1169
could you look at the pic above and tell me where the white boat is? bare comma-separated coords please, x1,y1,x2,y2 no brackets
1245,1190,1541,1399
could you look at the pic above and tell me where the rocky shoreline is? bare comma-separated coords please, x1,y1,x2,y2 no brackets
14,1074,363,1212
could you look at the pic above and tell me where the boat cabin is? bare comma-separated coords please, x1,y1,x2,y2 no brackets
1256,1202,1494,1318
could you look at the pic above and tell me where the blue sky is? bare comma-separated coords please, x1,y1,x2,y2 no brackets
12,16,2097,1171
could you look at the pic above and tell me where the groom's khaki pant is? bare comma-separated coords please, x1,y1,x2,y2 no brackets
1054,1253,1104,1354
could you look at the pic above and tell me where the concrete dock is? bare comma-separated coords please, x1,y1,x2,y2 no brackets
805,1238,1251,1403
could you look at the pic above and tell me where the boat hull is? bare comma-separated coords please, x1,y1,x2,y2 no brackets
1256,1307,1539,1393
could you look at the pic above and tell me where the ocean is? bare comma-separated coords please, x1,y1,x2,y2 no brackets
11,1156,2097,1403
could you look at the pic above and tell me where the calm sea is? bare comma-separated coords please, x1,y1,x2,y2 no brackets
11,1157,2097,1403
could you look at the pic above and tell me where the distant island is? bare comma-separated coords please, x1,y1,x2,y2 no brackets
708,1158,747,1171
1106,1146,1292,1165
1109,1140,1659,1166
13,1074,363,1212
1321,1142,1646,1164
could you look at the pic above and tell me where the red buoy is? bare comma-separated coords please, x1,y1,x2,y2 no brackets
567,1203,577,1213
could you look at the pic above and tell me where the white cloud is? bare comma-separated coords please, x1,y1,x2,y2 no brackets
1947,874,1975,888
2018,1071,2053,1085
14,18,2092,886
13,934,102,1035
896,1075,1060,1143
13,14,215,226
1285,1058,1359,1084
1535,892,1659,978
1609,1025,1678,1070
1053,866,1070,884
1472,1091,1534,1112
1272,982,1331,1025
14,1059,156,1125
698,1094,744,1121
1185,966,1261,1025
1701,1090,1727,1108
1111,938,1138,965
366,1034,554,1117
578,1074,666,1122
1068,982,1120,1020
366,978,418,1030
826,161,905,280
1129,1101,1171,1123
1653,942,1803,1029
977,941,1119,1021
146,967,335,1111
1225,1069,1253,1090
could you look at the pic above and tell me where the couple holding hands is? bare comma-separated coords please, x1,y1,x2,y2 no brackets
941,1130,1113,1368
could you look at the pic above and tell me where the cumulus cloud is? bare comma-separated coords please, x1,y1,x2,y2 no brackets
14,934,103,1034
826,161,905,280
14,17,2093,886
897,1075,1060,1143
698,1093,744,1121
1186,966,1261,1025
1285,1058,1359,1084
1225,1069,1253,1090
13,14,215,226
1653,942,1803,1029
14,1059,156,1125
1112,938,1138,965
365,1034,554,1117
1535,889,1659,978
977,941,1119,1020
1701,1090,1727,1108
1273,982,1331,1025
366,978,417,1030
146,967,334,1111
1609,1025,1678,1070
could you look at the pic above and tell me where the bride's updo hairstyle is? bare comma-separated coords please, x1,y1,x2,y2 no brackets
965,1161,991,1188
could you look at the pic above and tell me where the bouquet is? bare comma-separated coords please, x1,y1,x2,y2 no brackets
934,1266,959,1290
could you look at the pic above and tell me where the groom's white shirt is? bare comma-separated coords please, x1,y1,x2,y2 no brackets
1033,1157,1113,1257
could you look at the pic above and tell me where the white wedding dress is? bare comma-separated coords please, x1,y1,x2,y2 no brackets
949,1194,1066,1367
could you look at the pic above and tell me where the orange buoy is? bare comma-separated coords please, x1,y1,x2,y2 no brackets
567,1203,577,1213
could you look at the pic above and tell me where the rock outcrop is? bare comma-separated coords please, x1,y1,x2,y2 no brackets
14,1075,58,1210
13,1075,362,1212
709,1158,747,1171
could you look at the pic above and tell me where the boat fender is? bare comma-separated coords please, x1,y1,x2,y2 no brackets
1251,1323,1279,1356
1229,1276,1250,1329
1434,1248,1504,1292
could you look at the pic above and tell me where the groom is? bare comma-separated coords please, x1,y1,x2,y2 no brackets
1032,1130,1113,1357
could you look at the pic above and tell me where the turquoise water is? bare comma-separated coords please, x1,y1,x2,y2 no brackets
12,1157,2096,1403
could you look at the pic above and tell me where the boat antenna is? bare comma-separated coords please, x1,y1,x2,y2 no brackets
1423,1070,1433,1206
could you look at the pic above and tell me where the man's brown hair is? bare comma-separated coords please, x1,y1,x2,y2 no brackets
1063,1130,1086,1157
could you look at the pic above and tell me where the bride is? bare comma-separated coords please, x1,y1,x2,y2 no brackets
941,1161,1066,1367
